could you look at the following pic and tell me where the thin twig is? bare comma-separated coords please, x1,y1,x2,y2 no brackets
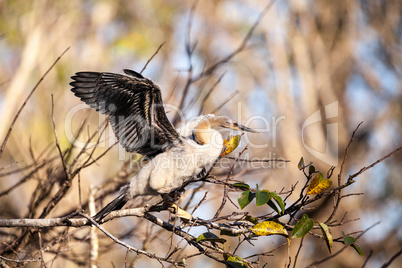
293,237,303,268
190,0,276,83
0,255,37,265
173,0,274,124
198,72,226,115
80,121,113,169
0,47,70,159
81,141,119,169
348,146,402,182
224,156,290,162
190,191,208,215
326,122,363,223
171,0,198,124
69,118,108,174
140,42,166,74
308,221,380,266
38,232,46,268
244,242,288,259
51,94,69,181
210,90,239,114
361,250,373,268
81,213,178,265
213,145,248,218
0,160,51,197
380,248,402,268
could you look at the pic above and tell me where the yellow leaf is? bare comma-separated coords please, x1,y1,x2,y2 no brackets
250,221,288,237
220,135,241,157
298,157,305,170
319,223,333,253
170,204,193,222
307,173,332,195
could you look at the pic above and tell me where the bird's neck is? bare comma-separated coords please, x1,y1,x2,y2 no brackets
193,118,220,145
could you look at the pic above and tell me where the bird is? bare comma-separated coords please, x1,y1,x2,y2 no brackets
70,69,257,222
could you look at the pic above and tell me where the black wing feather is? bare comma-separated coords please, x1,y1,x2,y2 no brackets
70,70,181,157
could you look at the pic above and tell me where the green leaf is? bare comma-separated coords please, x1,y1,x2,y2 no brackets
220,230,240,237
238,191,255,209
270,192,285,214
244,215,258,224
251,221,288,237
267,199,280,214
351,243,364,256
225,256,248,268
255,185,271,206
319,222,333,253
298,157,305,170
342,230,355,245
292,214,314,238
232,183,250,191
309,165,315,175
196,232,226,244
341,231,363,256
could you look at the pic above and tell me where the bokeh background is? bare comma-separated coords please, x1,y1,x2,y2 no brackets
0,0,401,267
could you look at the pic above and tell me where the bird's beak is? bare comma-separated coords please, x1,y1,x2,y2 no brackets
232,122,258,133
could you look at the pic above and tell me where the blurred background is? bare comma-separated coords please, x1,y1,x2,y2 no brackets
0,0,401,267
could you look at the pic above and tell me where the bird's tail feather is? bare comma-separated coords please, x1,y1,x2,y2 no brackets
93,192,128,222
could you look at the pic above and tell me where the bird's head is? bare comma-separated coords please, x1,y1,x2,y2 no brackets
216,116,258,133
192,115,257,145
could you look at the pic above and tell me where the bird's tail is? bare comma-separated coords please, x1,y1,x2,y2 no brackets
93,191,129,223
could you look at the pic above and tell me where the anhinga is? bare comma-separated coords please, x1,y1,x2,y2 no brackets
70,69,257,222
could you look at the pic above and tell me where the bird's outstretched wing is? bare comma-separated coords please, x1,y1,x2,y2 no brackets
70,69,181,157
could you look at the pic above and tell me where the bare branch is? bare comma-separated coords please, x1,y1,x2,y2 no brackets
0,47,70,159
89,185,99,267
140,42,166,74
0,255,38,265
190,0,276,83
51,94,69,181
380,248,402,268
224,156,290,163
210,90,239,114
326,122,363,223
308,221,380,266
81,213,181,266
348,146,402,182
198,72,226,115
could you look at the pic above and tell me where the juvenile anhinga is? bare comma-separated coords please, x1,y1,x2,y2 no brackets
70,69,257,222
